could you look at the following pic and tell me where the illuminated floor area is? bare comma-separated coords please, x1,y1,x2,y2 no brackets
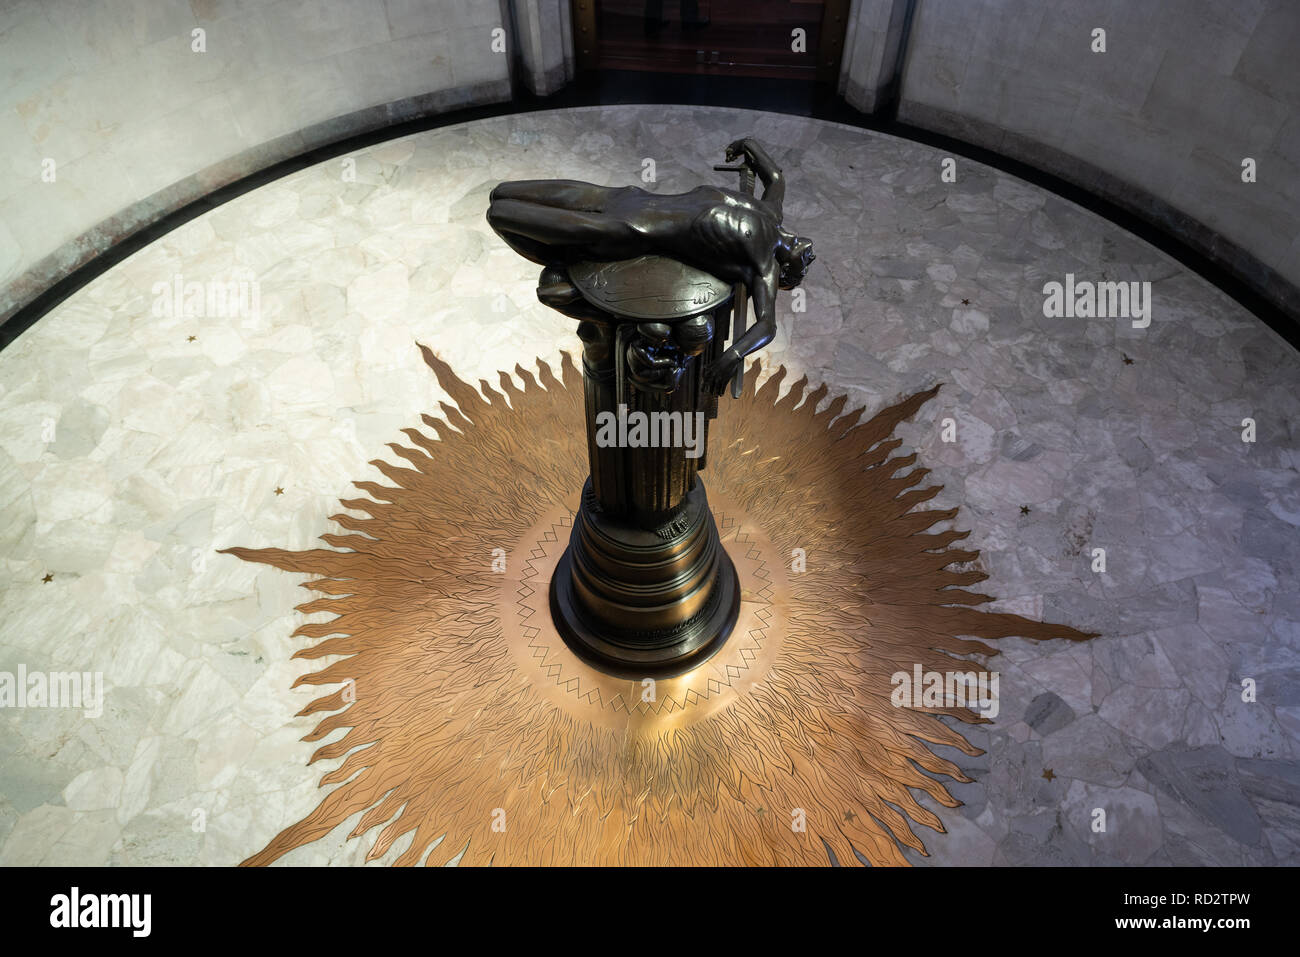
0,105,1296,865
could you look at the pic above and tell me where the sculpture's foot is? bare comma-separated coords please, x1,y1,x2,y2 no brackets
538,266,613,324
537,265,581,307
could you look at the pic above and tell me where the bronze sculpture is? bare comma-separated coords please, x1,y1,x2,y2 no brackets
487,137,815,676
487,138,815,395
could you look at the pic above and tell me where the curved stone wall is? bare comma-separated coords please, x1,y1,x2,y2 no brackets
0,0,513,324
895,0,1300,319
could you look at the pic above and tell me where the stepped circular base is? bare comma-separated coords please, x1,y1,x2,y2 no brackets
549,480,741,677
550,547,740,678
502,491,787,733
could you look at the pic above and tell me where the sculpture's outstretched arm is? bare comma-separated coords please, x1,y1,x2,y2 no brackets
734,265,779,358
726,138,785,217
703,264,779,394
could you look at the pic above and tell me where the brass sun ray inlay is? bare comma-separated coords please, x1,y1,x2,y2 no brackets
223,345,1094,866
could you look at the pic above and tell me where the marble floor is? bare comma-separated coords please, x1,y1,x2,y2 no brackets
0,105,1297,866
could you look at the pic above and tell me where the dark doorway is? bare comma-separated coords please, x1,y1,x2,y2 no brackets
573,0,849,82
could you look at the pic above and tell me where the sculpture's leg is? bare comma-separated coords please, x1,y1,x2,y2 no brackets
489,180,616,210
486,199,641,261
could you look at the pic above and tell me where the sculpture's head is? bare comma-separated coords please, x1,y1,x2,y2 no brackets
775,229,816,290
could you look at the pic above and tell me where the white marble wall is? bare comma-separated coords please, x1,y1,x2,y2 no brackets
0,0,512,318
899,0,1300,300
837,0,906,113
513,0,574,95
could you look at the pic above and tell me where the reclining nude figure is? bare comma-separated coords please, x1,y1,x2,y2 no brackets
486,137,815,395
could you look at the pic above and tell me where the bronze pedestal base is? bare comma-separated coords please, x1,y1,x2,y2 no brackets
550,477,740,677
